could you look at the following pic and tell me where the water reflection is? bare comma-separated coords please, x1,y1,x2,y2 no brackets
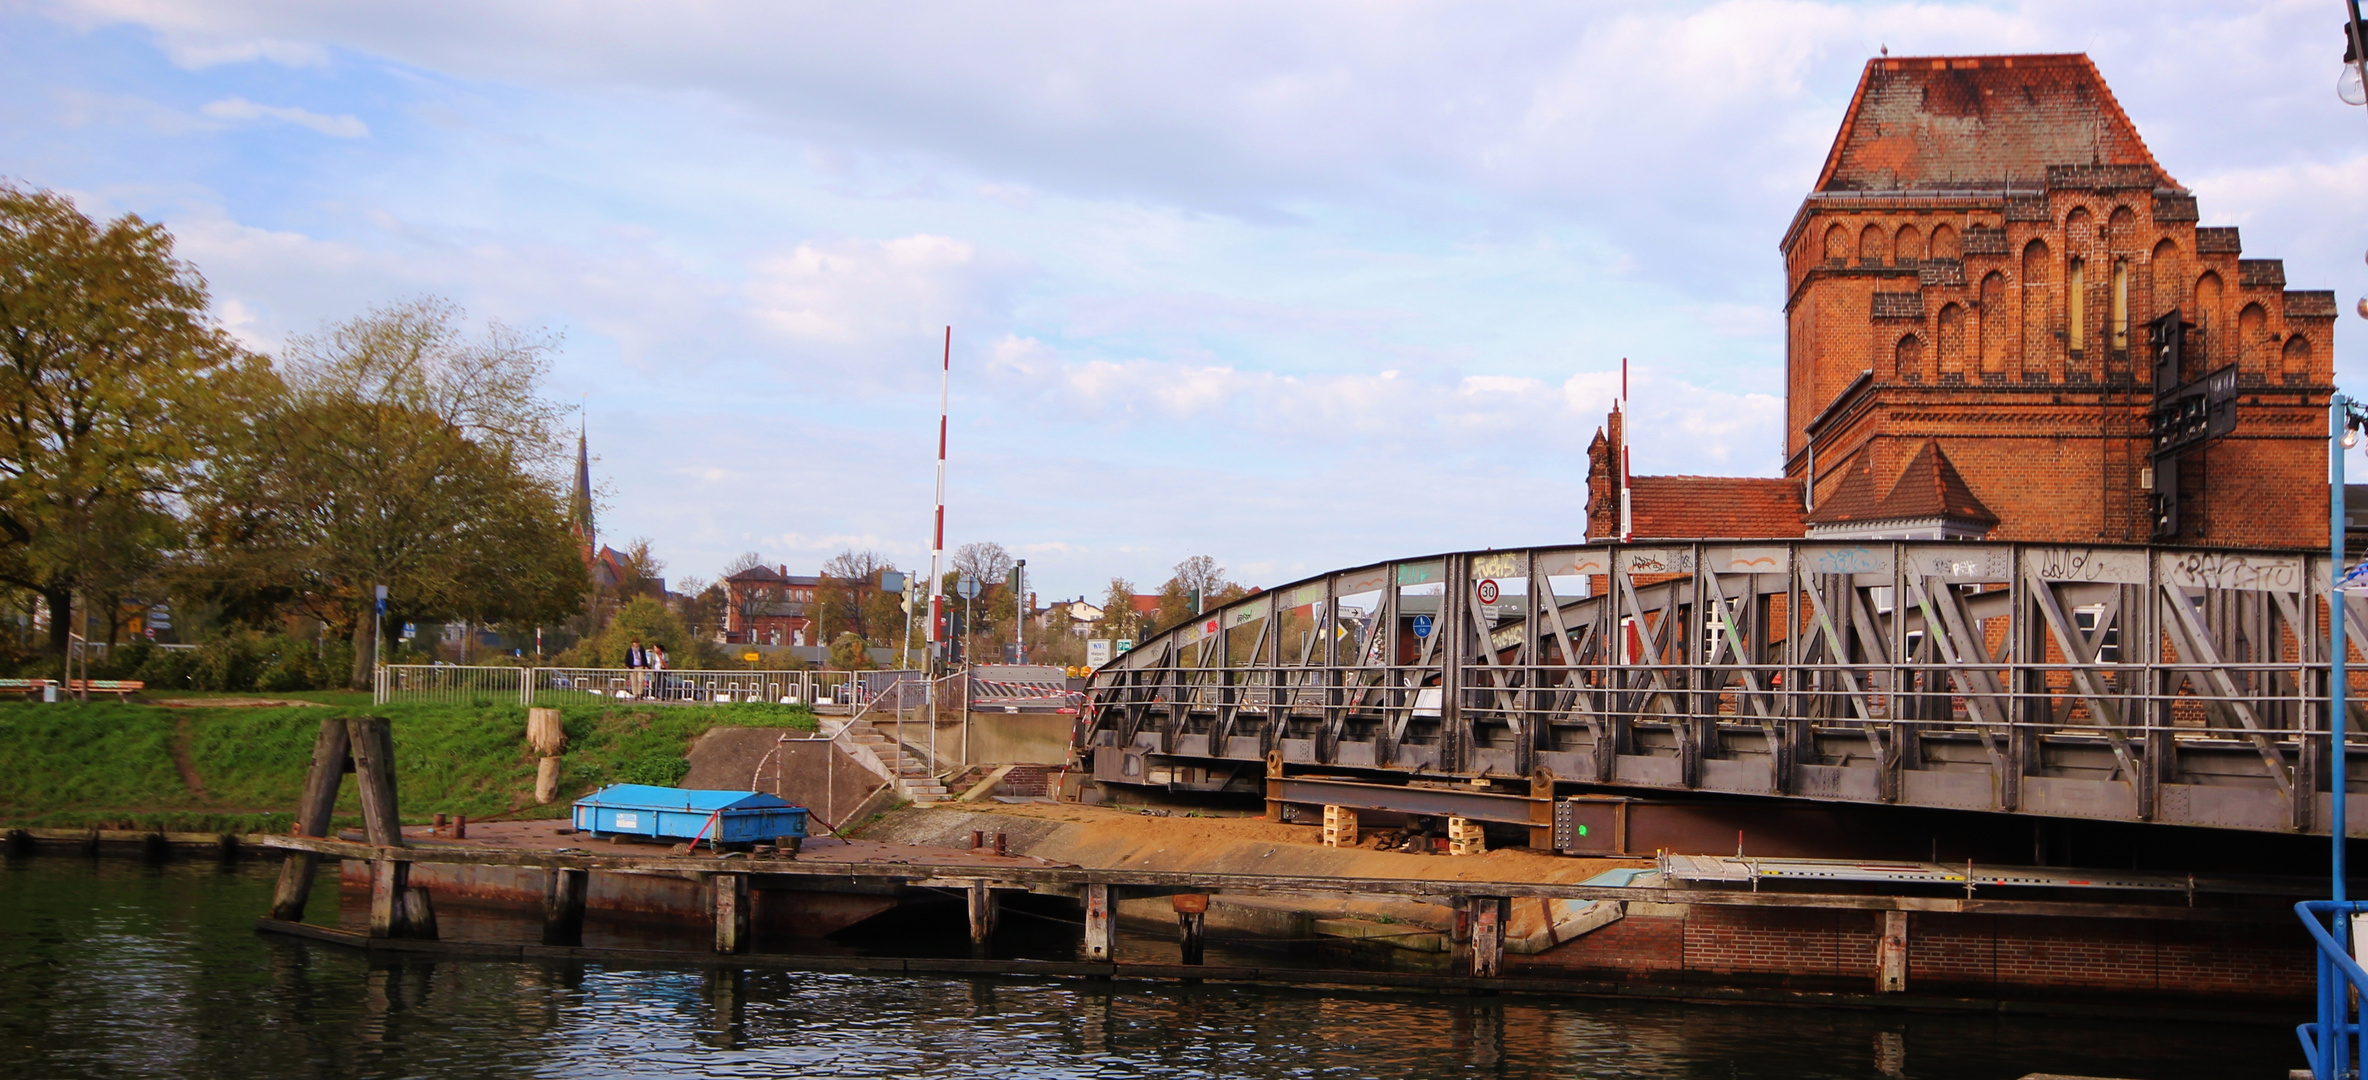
0,855,2299,1079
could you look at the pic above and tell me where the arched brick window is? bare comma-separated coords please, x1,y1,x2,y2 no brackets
2108,205,2136,244
2021,239,2051,376
2284,332,2311,376
1895,224,1924,265
2238,302,2268,372
2194,271,2224,376
1859,223,1888,266
1895,333,1926,382
2068,257,2087,353
1931,223,1959,260
2149,238,2180,322
1937,303,1965,377
1823,223,1850,264
1979,271,2007,375
2111,259,2129,350
2065,206,2093,246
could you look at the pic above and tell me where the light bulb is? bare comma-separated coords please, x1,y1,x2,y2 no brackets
2348,428,2361,450
2357,295,2368,319
2342,62,2367,106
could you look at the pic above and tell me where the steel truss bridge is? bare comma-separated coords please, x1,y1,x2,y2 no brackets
1079,539,2368,836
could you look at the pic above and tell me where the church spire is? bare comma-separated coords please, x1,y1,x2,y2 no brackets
571,418,594,549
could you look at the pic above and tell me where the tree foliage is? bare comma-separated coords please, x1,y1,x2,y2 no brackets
0,183,248,650
190,298,583,686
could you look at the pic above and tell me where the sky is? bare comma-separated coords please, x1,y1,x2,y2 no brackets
5,1,2365,602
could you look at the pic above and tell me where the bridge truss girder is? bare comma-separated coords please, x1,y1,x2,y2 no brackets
1080,540,2366,835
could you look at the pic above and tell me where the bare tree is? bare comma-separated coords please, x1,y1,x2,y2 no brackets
952,541,1013,587
819,548,898,643
721,551,768,577
1171,555,1227,600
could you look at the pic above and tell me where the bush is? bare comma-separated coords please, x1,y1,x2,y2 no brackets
615,754,692,787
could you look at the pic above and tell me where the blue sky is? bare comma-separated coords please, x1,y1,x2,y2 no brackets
4,1,2363,601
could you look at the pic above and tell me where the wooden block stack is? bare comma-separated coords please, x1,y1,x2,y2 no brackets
1447,816,1485,856
1322,805,1357,848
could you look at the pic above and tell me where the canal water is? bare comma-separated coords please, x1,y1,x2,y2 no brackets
0,856,2297,1079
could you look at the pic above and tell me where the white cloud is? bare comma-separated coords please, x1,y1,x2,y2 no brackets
199,95,366,137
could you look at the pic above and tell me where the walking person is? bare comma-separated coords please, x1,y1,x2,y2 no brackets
626,637,648,698
651,644,670,700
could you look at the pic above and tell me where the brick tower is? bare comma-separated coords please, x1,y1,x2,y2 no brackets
1778,54,2335,548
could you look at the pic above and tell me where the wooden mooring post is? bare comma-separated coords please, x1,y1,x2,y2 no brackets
1173,893,1208,966
543,868,589,947
713,872,750,954
1469,896,1507,978
967,882,999,947
1083,883,1115,962
268,716,427,938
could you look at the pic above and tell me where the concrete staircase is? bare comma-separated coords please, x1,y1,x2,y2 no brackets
835,717,948,804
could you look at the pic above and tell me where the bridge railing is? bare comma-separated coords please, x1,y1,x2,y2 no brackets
1082,538,2366,833
374,665,920,710
2295,900,2367,1080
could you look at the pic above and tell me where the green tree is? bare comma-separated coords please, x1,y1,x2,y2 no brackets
1097,577,1140,642
828,630,874,670
190,298,583,687
0,183,247,652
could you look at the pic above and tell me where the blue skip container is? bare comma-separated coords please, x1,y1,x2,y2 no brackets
571,784,808,845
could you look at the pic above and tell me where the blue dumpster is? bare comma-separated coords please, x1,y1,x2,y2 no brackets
571,784,808,845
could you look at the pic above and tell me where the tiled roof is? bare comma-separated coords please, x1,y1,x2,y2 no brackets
725,565,785,582
1806,441,1998,527
1813,55,2172,193
1626,476,1805,539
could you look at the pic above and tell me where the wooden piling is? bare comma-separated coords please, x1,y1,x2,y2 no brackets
543,868,588,946
345,717,403,847
1470,896,1506,978
398,886,440,940
1173,893,1209,966
369,859,410,939
713,873,750,954
967,882,999,944
270,718,352,921
1878,909,1909,992
1083,883,1114,962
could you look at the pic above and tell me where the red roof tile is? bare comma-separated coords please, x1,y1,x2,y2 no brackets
1626,476,1805,540
1806,441,1998,527
1813,55,2172,193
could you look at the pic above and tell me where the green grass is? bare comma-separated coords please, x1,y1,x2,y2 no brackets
0,698,816,831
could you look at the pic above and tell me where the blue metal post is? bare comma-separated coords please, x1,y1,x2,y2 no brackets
2336,396,2351,905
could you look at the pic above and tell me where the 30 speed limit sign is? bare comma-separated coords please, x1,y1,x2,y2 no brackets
1476,579,1500,605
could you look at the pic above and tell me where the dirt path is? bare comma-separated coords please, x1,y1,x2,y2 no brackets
170,714,208,801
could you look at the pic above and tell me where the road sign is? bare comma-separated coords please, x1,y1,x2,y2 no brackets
1087,639,1113,667
1115,639,1134,654
879,570,906,594
1412,614,1434,638
957,577,981,600
1476,579,1500,605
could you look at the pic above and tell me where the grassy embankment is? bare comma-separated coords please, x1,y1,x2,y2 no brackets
0,698,816,834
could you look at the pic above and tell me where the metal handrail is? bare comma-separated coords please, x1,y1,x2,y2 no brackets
2296,899,2368,1079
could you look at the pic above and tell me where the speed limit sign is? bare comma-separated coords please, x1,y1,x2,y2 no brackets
1476,579,1500,605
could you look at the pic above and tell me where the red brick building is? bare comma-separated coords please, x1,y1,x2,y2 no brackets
723,565,820,646
1590,54,2336,548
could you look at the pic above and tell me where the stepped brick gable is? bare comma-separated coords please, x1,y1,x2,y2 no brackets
1591,54,2335,549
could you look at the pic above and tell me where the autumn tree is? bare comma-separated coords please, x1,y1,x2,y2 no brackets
190,298,583,687
1097,577,1141,642
817,548,902,644
0,183,248,652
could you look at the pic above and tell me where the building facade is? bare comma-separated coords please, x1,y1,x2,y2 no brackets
1591,54,2336,549
723,565,819,646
